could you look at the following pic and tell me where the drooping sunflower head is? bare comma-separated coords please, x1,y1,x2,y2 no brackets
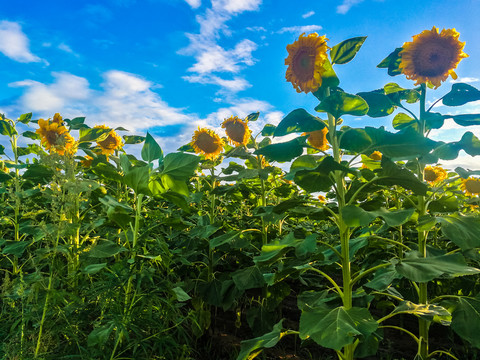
94,125,123,156
221,116,251,146
399,26,468,89
285,33,329,94
424,165,448,185
304,127,329,151
461,177,480,197
52,113,64,125
191,127,224,160
36,118,76,156
369,151,383,161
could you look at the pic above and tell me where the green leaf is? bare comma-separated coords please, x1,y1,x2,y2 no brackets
0,144,4,155
261,124,276,136
341,206,414,227
83,263,108,274
232,266,266,291
357,91,395,118
392,113,418,131
377,48,402,76
437,214,480,250
88,240,127,258
141,132,163,163
159,174,189,196
392,301,451,325
91,162,123,182
245,112,260,122
2,241,32,256
236,321,286,360
273,109,325,137
451,296,480,348
162,152,199,178
315,90,369,119
299,306,378,351
364,265,401,291
447,113,480,126
424,112,444,130
339,128,373,153
124,165,151,195
22,130,41,140
442,83,480,106
22,164,54,184
312,58,340,101
210,231,241,249
79,127,111,143
395,251,480,282
455,167,480,179
434,131,480,160
330,36,367,65
172,286,191,302
377,157,428,195
18,113,32,124
88,324,114,347
384,82,420,104
123,135,146,144
66,117,88,130
254,136,306,162
0,120,17,136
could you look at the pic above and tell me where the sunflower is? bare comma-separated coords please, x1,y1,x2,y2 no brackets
369,151,382,160
285,33,329,94
94,125,123,156
191,127,224,160
304,127,329,151
36,118,76,155
317,194,326,203
81,155,94,167
52,113,64,125
424,165,448,185
399,27,468,89
221,116,251,146
461,177,480,197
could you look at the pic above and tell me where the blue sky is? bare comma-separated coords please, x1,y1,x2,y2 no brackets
0,0,479,166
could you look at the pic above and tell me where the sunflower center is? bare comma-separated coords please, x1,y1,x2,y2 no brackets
225,122,246,143
292,48,315,83
424,169,438,182
196,132,219,154
99,135,118,150
45,130,60,145
465,179,480,194
414,39,455,77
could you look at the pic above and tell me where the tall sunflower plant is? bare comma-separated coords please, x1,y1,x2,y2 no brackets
237,29,480,360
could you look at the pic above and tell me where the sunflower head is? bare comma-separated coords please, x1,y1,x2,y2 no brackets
94,125,123,156
36,118,76,155
81,155,94,167
317,194,326,203
304,127,329,151
221,116,251,146
285,33,329,94
424,165,448,185
399,26,468,89
369,151,383,160
52,113,64,125
191,127,224,160
461,177,480,197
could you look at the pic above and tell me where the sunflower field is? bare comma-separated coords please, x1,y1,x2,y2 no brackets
1,27,480,360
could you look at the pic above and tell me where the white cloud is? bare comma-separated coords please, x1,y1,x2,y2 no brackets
185,0,201,8
58,43,79,57
183,74,251,92
0,21,41,63
212,0,261,14
337,0,364,14
450,77,479,83
246,26,266,32
278,25,323,34
302,11,315,18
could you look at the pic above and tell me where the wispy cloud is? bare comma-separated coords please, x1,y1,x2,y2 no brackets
185,0,202,9
58,43,79,57
337,0,364,14
302,10,315,18
212,0,262,14
278,25,322,34
450,77,479,83
183,74,251,92
0,21,42,63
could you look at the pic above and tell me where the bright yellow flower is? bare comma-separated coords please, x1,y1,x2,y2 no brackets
191,127,224,160
399,27,468,89
36,118,76,156
304,127,329,151
369,151,382,160
317,194,326,203
52,113,63,125
94,125,123,156
424,165,448,185
461,177,480,197
285,33,329,94
81,155,94,167
221,116,251,146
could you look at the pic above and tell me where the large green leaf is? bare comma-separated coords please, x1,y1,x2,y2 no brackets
384,82,420,104
451,296,480,348
330,36,367,65
395,251,480,282
299,306,378,351
141,132,163,163
246,112,260,122
377,48,402,76
236,320,286,360
232,266,266,291
341,206,414,227
392,301,451,325
437,214,480,250
357,91,395,118
162,152,199,178
79,127,111,143
210,231,241,249
315,90,369,119
312,58,340,101
0,119,17,136
442,83,480,107
274,109,325,137
447,113,480,126
434,131,480,160
392,113,418,131
18,112,32,124
294,156,352,192
254,136,307,162
376,157,428,195
88,240,127,258
124,165,151,195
